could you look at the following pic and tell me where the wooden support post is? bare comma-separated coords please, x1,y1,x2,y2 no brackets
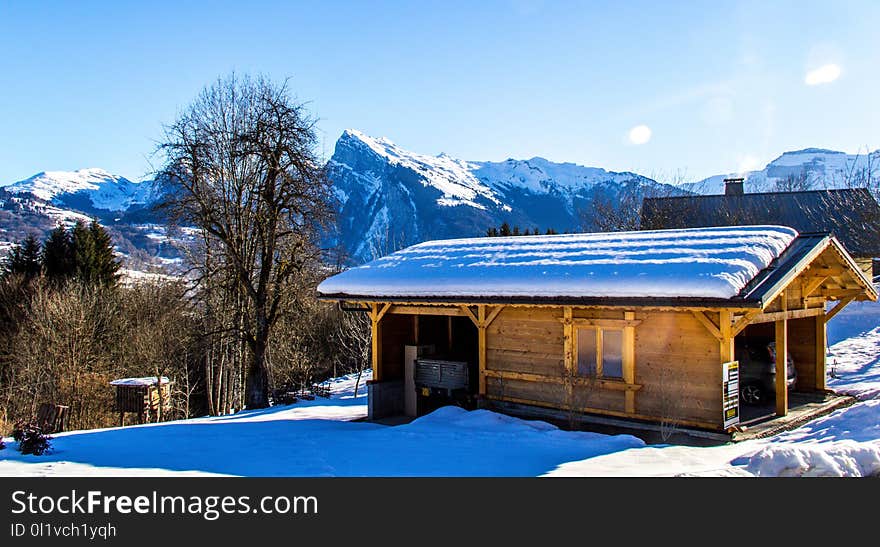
478,305,487,397
413,315,419,346
719,310,734,362
370,303,385,382
562,307,574,408
623,311,636,414
775,317,788,416
815,312,827,391
447,316,452,352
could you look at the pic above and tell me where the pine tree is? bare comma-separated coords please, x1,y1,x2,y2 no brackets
4,234,42,279
512,226,521,236
72,220,97,284
499,222,511,237
42,225,74,281
523,228,531,236
88,220,121,286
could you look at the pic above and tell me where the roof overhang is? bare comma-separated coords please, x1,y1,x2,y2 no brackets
741,233,877,307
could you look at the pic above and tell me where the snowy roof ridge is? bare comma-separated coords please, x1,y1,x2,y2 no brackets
317,225,800,302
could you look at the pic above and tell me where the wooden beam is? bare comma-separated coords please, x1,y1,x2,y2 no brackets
775,317,788,417
815,313,827,391
460,305,479,327
692,311,722,341
561,318,643,328
802,275,828,298
807,265,845,277
820,288,865,299
387,305,465,317
478,305,487,397
731,310,760,337
748,307,825,324
413,315,419,346
484,305,505,328
622,311,636,414
825,295,857,323
483,369,642,391
374,302,392,323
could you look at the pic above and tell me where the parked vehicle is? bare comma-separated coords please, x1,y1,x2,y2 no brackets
735,339,797,406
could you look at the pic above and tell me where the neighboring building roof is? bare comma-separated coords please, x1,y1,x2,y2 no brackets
317,225,829,306
641,188,880,258
110,377,170,387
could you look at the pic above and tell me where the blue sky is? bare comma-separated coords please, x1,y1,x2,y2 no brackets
1,0,877,184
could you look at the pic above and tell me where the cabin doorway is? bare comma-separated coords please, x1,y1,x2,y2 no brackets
411,315,479,415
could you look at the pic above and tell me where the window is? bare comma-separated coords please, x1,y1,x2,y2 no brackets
576,327,624,379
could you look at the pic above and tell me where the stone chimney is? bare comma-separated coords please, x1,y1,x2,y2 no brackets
724,177,744,196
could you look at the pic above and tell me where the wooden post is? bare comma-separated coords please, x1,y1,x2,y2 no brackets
371,303,383,382
447,316,452,352
477,305,487,397
562,307,574,408
719,310,733,362
815,312,827,391
775,317,788,416
623,311,636,414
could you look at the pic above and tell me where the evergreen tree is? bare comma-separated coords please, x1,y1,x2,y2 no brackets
486,227,499,237
545,228,557,235
42,225,74,281
4,235,42,279
512,226,521,236
72,220,97,283
499,222,511,237
523,228,531,236
88,220,121,286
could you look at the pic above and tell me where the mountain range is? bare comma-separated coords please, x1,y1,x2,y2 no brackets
1,131,877,268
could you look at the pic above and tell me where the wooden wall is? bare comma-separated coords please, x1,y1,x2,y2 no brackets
380,314,414,381
483,306,723,429
788,315,819,391
632,311,721,426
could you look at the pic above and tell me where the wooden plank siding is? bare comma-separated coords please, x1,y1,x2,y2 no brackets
483,306,724,429
788,315,819,392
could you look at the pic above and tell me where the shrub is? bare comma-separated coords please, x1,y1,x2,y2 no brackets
12,421,52,456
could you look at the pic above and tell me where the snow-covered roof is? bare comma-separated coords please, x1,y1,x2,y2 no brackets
110,376,170,387
317,226,799,302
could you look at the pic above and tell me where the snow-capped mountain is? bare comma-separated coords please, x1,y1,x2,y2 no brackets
3,168,158,213
0,169,174,271
328,129,677,262
2,132,877,271
681,148,880,195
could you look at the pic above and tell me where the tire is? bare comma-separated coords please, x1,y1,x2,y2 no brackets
740,382,766,406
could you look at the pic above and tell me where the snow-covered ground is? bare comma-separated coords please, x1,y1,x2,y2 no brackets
3,301,880,477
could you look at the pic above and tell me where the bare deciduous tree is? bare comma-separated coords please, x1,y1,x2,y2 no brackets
159,74,334,409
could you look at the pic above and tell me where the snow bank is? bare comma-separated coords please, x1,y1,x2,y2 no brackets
318,225,798,299
745,441,880,477
742,400,880,477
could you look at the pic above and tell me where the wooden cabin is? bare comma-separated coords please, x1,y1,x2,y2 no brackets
318,226,876,432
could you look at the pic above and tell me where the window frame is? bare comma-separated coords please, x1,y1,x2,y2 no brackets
575,325,625,380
